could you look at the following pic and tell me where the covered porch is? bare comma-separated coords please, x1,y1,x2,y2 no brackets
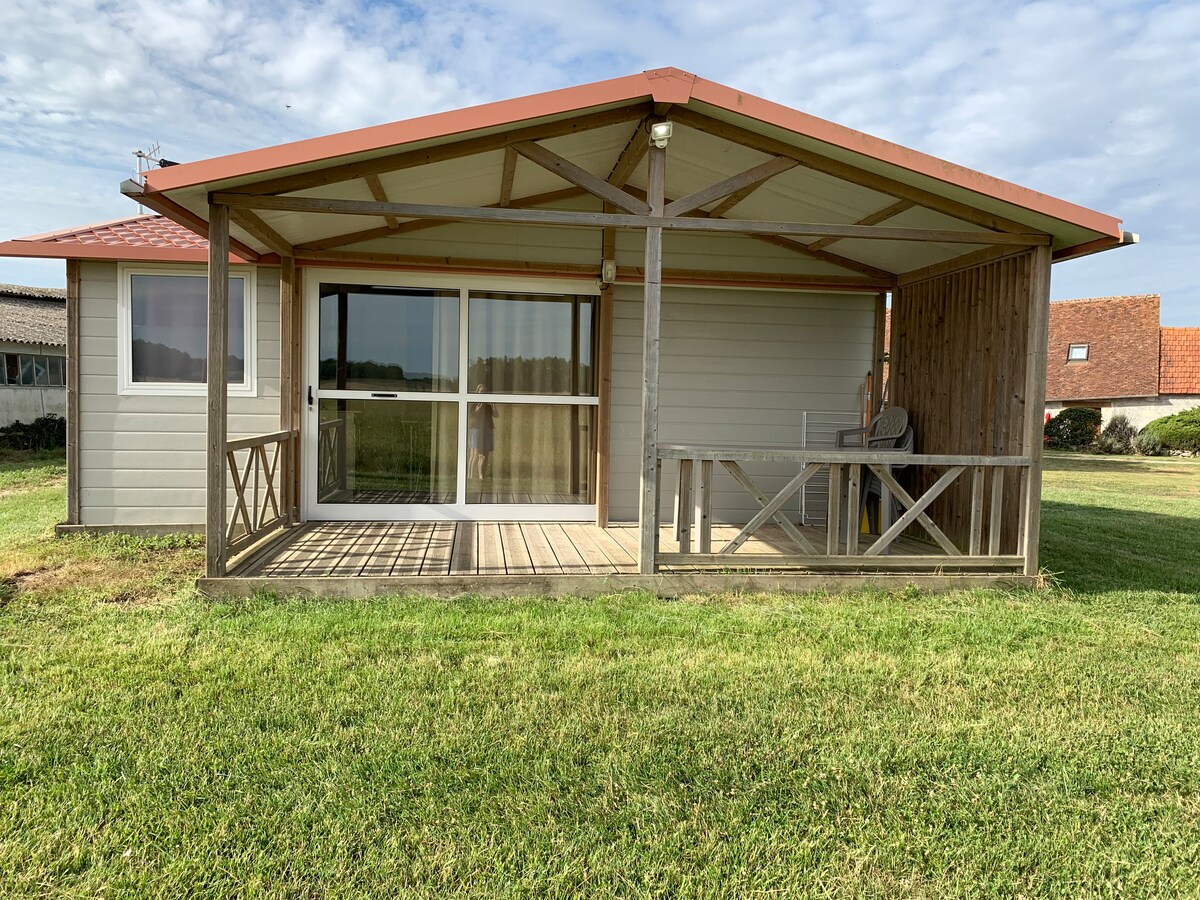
124,69,1130,594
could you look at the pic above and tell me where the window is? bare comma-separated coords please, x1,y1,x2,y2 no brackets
1067,343,1089,361
119,266,256,395
0,352,65,387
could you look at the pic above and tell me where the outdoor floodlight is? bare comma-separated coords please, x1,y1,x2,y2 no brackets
650,121,673,148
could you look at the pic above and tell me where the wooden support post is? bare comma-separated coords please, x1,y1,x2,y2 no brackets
698,459,713,554
65,260,81,525
279,256,298,523
845,463,861,556
595,220,616,527
638,144,665,575
206,202,230,578
677,459,694,552
969,466,985,555
826,464,842,555
1021,245,1052,576
873,291,888,418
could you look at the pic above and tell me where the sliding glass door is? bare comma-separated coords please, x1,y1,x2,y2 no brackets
306,277,598,520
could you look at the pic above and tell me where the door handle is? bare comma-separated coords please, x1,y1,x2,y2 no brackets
307,385,313,406
370,392,399,398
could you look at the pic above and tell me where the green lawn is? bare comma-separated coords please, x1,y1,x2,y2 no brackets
1,453,1199,897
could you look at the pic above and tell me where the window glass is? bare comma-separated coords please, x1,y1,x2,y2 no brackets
1067,343,1089,361
468,292,595,395
47,356,64,387
130,273,246,384
318,285,459,392
19,355,35,386
467,404,594,504
3,354,16,385
33,356,48,386
317,398,458,503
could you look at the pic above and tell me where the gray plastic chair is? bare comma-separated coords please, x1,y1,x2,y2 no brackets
836,407,909,450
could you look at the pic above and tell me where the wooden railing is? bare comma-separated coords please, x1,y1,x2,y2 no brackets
653,445,1032,572
225,429,299,561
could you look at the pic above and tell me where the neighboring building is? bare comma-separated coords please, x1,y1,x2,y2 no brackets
0,67,1132,591
1044,295,1200,428
0,284,67,426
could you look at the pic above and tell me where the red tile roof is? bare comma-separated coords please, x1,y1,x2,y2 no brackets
1045,295,1161,401
0,214,235,263
1159,327,1200,395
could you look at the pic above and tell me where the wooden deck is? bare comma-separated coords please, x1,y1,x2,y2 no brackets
230,520,999,577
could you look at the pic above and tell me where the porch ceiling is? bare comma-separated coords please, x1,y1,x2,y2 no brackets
137,68,1129,278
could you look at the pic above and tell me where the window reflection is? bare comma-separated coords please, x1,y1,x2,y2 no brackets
317,399,457,503
319,285,459,392
130,274,245,383
468,292,594,395
466,404,594,504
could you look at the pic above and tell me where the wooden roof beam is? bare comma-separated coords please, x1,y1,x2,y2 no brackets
511,140,650,215
498,147,517,207
606,118,651,188
215,193,1050,246
363,175,400,229
293,186,589,252
221,103,652,197
228,207,293,257
663,156,798,218
668,108,1040,236
806,200,915,252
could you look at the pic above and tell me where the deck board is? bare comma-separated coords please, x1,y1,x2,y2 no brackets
234,519,999,580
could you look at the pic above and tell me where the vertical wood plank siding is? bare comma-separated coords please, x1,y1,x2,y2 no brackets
890,250,1034,552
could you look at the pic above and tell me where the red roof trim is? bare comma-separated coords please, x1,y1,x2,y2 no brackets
140,67,1123,242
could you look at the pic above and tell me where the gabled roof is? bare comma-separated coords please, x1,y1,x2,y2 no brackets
0,286,66,346
1045,295,1161,401
0,214,241,263
1160,328,1200,395
139,68,1125,248
2,68,1131,275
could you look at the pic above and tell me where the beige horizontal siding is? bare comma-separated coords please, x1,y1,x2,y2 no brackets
77,261,281,527
608,284,876,525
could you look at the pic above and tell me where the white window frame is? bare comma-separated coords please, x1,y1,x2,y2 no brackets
1067,343,1089,362
117,263,257,397
302,268,600,522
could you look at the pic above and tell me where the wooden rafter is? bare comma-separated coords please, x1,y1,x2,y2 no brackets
805,199,915,252
363,175,400,229
708,178,769,218
663,156,798,217
228,207,292,257
292,248,891,289
511,140,650,214
668,108,1041,236
293,186,588,251
623,185,896,281
498,147,517,207
225,103,652,197
606,118,650,188
213,193,1050,246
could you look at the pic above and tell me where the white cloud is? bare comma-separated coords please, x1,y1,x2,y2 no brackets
0,0,1196,322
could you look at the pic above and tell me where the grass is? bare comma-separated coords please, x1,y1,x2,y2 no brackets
1,452,1199,897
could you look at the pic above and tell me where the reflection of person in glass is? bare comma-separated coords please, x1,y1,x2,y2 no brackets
468,385,498,481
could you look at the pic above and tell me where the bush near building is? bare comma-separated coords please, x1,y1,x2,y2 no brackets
1044,407,1101,451
1141,407,1200,454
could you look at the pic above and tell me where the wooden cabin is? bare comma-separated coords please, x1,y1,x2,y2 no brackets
0,68,1135,596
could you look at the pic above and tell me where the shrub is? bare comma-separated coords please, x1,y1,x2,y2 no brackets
1097,414,1136,454
1044,407,1101,451
1133,430,1165,456
1142,407,1200,453
0,414,66,451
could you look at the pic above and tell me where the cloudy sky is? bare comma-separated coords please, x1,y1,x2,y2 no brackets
1,0,1196,322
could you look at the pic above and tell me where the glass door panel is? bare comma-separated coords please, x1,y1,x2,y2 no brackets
317,398,457,503
319,284,459,392
467,292,594,395
467,403,594,504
